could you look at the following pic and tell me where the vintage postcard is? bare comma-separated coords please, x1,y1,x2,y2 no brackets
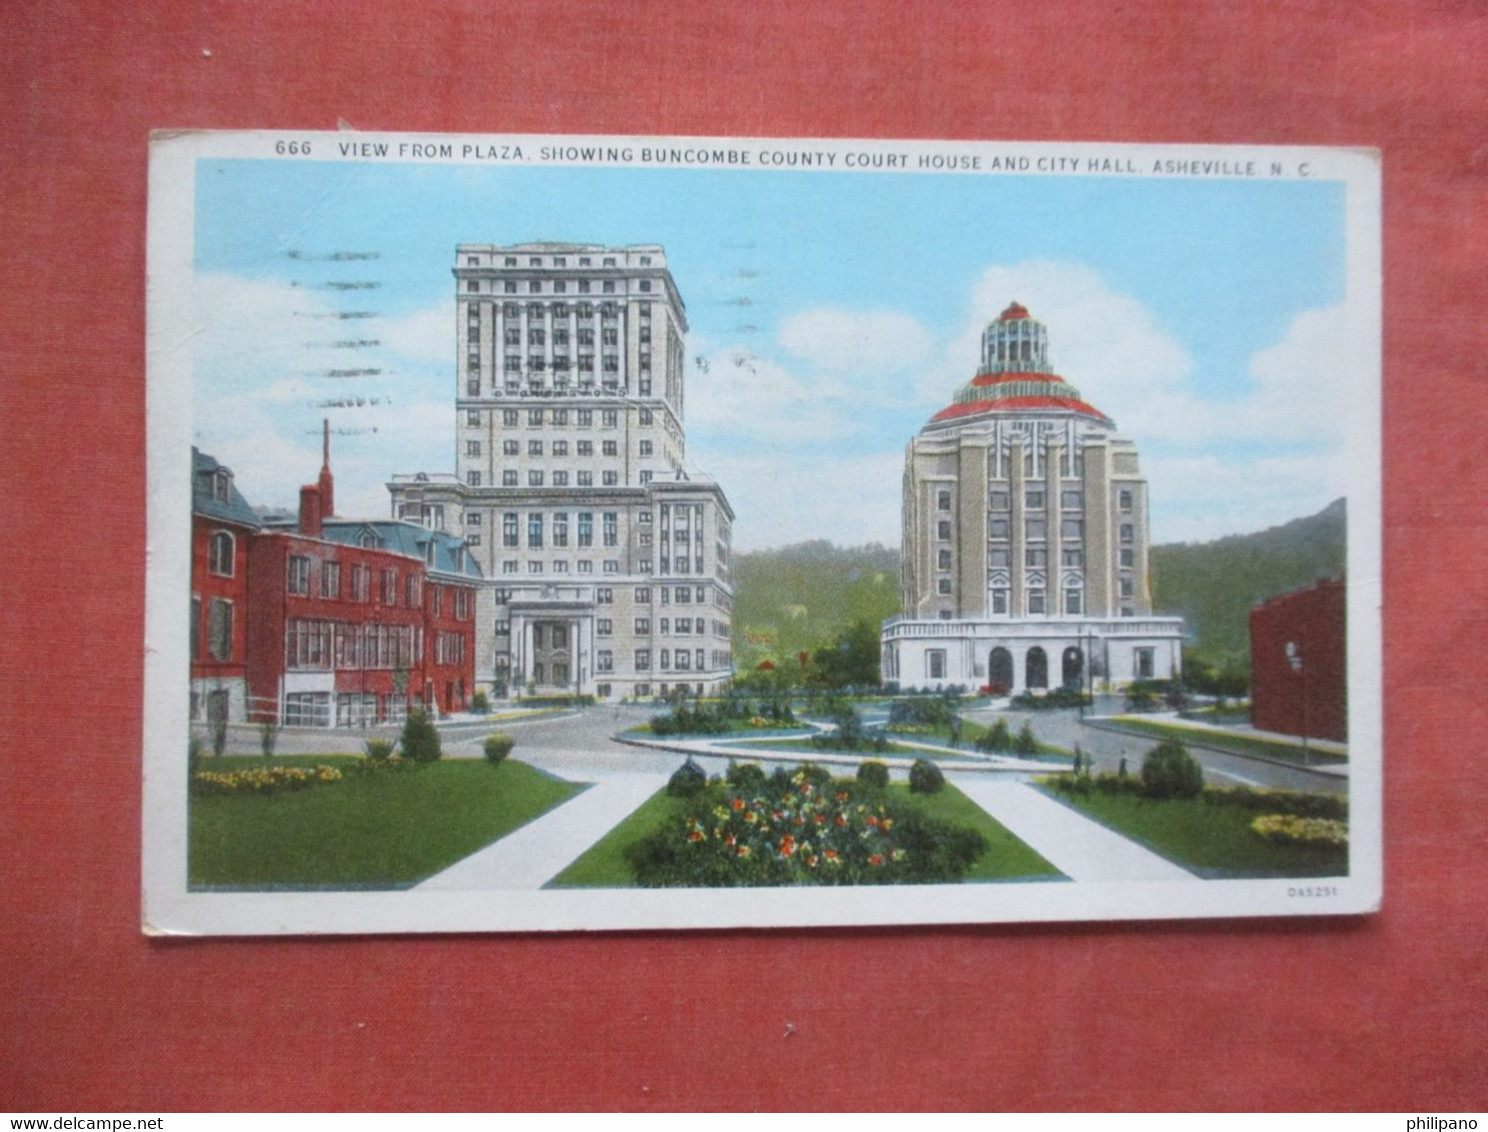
143,131,1381,934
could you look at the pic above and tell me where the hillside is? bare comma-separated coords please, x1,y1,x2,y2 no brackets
728,499,1346,680
730,541,901,670
1150,497,1346,672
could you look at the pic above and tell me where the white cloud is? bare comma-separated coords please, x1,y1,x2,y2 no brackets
1232,304,1350,444
777,307,933,375
381,302,455,366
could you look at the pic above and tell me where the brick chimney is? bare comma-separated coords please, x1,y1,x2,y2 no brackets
299,484,324,538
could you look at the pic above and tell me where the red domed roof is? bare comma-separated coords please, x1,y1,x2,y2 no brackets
929,397,1112,426
999,302,1031,321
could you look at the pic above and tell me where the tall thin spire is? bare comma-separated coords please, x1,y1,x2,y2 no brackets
318,418,335,518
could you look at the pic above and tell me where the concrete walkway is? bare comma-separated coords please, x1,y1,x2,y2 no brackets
415,772,670,891
948,776,1198,883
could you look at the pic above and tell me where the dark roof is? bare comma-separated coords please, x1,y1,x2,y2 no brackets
321,519,485,581
192,448,261,528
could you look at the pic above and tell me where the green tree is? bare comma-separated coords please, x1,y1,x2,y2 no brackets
810,618,882,689
399,708,442,763
1014,721,1039,757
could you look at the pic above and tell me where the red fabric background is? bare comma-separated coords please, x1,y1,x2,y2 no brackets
2,0,1484,1112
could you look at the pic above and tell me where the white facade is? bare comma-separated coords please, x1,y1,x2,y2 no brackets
389,243,734,700
883,302,1183,693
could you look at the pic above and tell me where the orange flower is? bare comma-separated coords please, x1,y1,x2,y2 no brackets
868,854,884,867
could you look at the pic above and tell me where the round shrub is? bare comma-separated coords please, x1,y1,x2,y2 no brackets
364,737,394,762
470,690,492,715
856,760,891,791
399,709,442,763
667,757,708,798
1140,738,1204,800
726,761,768,794
908,757,945,795
483,733,515,765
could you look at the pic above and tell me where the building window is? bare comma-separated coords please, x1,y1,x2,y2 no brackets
553,513,569,547
1062,489,1083,509
635,649,651,672
381,569,397,605
351,564,371,602
639,440,653,456
639,408,653,425
1120,548,1134,568
466,441,481,457
602,440,618,457
602,410,618,427
597,618,612,636
602,471,618,486
989,518,1010,539
1135,647,1155,679
467,471,481,486
596,587,613,604
1025,548,1047,568
528,408,544,427
991,588,1009,614
597,650,613,673
1061,519,1083,540
503,470,518,486
937,520,951,540
1026,519,1046,540
1065,588,1083,614
320,561,342,599
528,513,544,548
577,471,593,487
989,489,1010,511
1119,489,1134,513
577,440,593,457
207,598,233,662
1120,524,1134,544
503,408,519,427
938,549,952,570
1062,548,1084,567
1026,489,1045,510
502,561,517,574
552,471,569,486
1120,578,1135,599
635,587,650,603
576,512,593,547
528,471,543,487
502,513,519,546
927,650,946,680
603,513,618,546
1028,588,1046,614
989,548,1010,569
503,281,516,294
937,578,952,595
286,555,310,596
406,575,423,607
208,530,235,577
634,617,651,635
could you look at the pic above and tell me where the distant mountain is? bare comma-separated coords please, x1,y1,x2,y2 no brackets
731,541,901,669
1150,497,1346,671
729,499,1346,678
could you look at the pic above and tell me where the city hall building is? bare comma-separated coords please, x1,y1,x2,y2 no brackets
387,243,735,700
881,302,1184,694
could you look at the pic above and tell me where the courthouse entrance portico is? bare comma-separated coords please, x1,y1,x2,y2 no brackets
507,588,596,696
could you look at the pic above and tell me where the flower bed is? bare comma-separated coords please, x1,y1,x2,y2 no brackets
192,765,344,796
1250,814,1349,847
626,765,988,886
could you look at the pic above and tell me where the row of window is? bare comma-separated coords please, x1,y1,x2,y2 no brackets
492,583,717,606
468,253,653,269
491,407,630,428
465,297,651,320
285,620,421,672
494,554,699,575
466,377,655,398
468,278,655,296
470,438,647,458
283,555,472,619
936,487,1136,513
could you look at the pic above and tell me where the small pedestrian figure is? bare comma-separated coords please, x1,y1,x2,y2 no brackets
1071,746,1082,775
949,715,962,749
1118,753,1129,779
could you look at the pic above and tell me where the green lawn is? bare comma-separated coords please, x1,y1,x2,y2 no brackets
1105,717,1346,767
1039,786,1348,878
190,756,583,889
548,780,1061,887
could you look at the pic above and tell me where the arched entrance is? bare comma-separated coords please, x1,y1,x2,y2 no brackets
988,647,1013,691
1061,646,1084,689
1026,646,1048,690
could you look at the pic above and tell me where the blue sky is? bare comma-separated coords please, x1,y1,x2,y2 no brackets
192,156,1349,549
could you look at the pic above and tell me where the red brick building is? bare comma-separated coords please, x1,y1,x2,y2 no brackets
190,450,260,728
193,432,481,728
1249,577,1347,743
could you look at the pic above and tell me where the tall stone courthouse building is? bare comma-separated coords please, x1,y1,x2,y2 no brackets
388,243,734,700
882,302,1183,693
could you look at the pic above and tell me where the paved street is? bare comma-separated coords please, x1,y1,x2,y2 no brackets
959,703,1348,794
